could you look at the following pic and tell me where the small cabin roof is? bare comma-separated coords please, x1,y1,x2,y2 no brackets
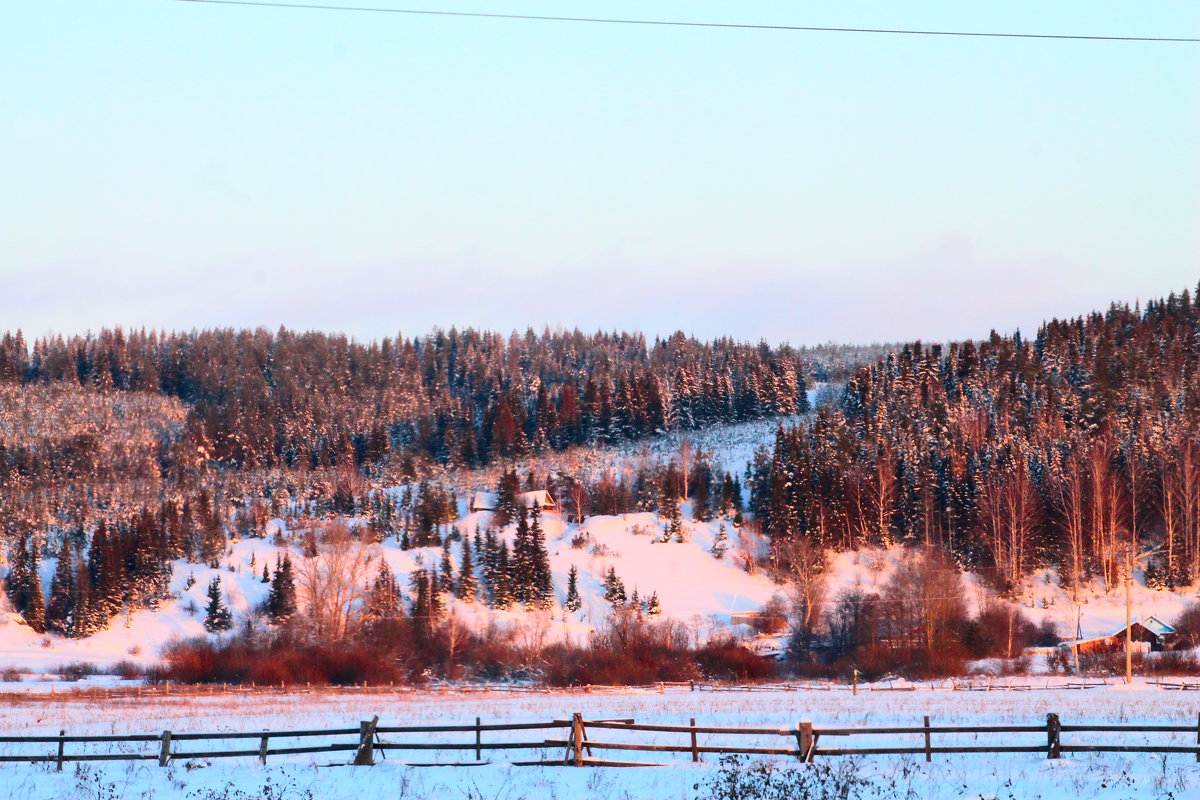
471,491,498,510
518,489,554,508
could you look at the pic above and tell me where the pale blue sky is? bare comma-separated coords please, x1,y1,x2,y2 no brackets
2,1,1197,345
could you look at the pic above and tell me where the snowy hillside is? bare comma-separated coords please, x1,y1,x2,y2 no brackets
3,492,1198,675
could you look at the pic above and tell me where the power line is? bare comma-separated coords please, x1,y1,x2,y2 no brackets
171,0,1200,44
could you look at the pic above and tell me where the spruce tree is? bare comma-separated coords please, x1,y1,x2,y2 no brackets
266,555,297,623
645,591,662,617
602,566,626,607
409,568,431,635
563,565,582,614
261,563,270,583
366,560,400,619
528,504,553,609
439,538,455,595
203,577,233,633
711,522,729,560
456,539,477,602
46,542,76,636
512,505,531,603
482,528,498,603
24,546,45,634
492,542,513,609
5,532,29,613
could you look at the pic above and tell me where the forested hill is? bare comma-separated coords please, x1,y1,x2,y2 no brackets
0,328,810,475
751,284,1200,596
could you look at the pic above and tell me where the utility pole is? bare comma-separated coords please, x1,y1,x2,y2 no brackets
1125,544,1132,685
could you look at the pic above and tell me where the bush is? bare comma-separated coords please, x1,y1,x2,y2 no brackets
108,660,145,680
698,754,869,800
55,662,100,682
540,612,776,686
1144,649,1200,676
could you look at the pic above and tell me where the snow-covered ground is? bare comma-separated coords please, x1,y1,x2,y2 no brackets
0,686,1197,799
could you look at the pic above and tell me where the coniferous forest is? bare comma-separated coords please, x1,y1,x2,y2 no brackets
750,286,1200,599
0,327,810,636
3,285,1200,672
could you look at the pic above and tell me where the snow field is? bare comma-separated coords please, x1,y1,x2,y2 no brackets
0,686,1198,799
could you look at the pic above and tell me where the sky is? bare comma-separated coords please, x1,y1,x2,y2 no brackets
2,1,1198,346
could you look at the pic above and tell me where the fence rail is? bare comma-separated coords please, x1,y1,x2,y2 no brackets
3,712,1200,769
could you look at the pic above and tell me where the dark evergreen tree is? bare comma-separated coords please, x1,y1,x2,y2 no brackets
564,564,582,613
645,590,662,617
266,555,297,623
711,522,729,560
527,504,554,609
45,542,76,636
456,539,477,602
439,538,455,595
203,576,232,633
366,560,401,619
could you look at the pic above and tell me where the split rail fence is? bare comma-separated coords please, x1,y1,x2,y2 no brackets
2,712,1199,769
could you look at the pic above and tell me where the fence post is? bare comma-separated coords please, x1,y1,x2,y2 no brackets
56,730,65,772
353,716,378,766
158,730,172,767
572,713,584,767
853,670,858,696
798,720,814,763
258,732,269,766
1046,713,1061,759
923,716,931,762
475,716,482,762
690,717,699,763
1195,712,1199,763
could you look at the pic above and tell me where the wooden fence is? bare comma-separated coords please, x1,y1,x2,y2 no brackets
2,713,1199,769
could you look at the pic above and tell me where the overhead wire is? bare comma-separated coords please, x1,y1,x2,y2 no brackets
170,0,1200,44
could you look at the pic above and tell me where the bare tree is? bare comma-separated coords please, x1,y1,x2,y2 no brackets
295,521,371,641
768,536,827,637
1050,449,1088,601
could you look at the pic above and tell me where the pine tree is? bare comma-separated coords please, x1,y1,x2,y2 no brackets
602,566,626,607
564,565,582,613
5,532,29,613
366,560,400,619
456,539,477,602
24,544,45,634
645,591,662,617
711,522,729,560
409,568,432,634
203,576,233,633
482,528,498,603
492,542,513,609
46,542,76,636
266,555,297,623
261,563,270,583
528,504,554,609
512,505,532,603
439,538,455,595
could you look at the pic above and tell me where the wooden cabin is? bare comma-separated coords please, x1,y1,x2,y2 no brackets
469,489,557,514
1071,616,1178,654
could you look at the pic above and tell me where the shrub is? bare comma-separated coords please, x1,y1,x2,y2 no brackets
55,662,100,682
108,660,145,680
698,754,870,800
